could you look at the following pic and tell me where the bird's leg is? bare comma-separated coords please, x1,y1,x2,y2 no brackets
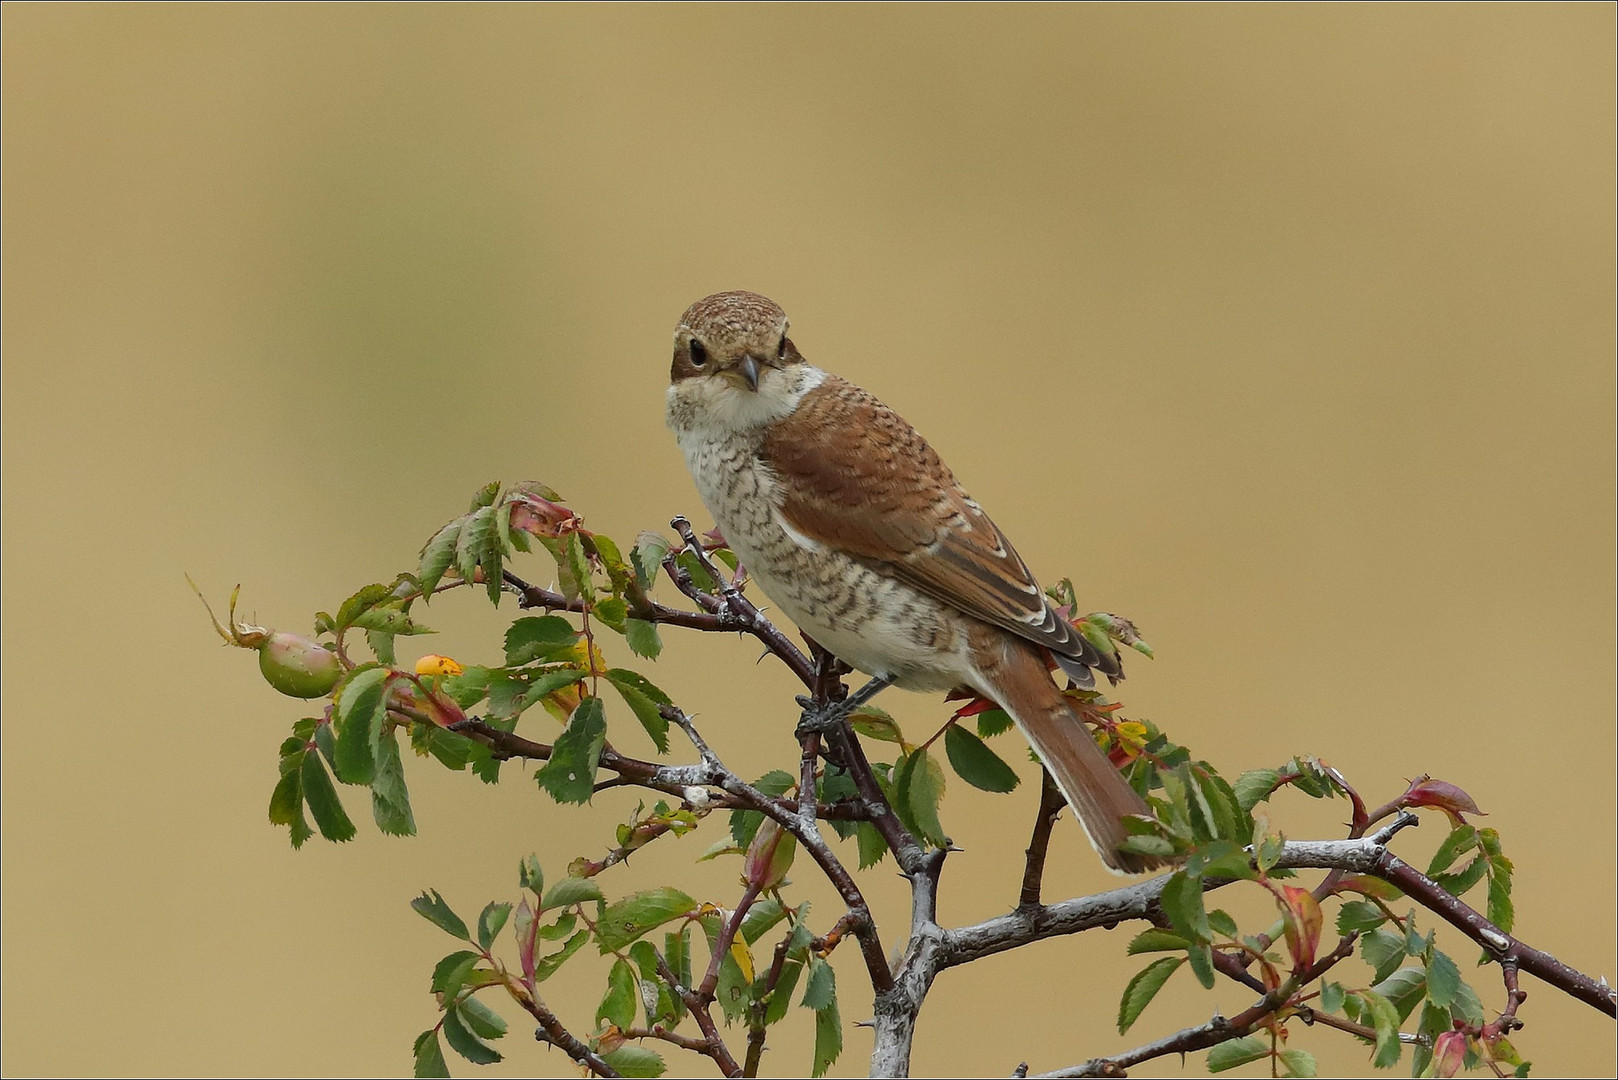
795,672,896,736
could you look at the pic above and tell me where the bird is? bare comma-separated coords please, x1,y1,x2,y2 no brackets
664,290,1163,874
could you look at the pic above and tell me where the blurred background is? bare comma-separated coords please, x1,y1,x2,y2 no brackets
3,4,1612,1076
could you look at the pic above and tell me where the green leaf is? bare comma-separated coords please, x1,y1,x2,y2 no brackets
606,668,673,754
539,913,579,941
519,855,544,894
597,958,638,1030
1425,949,1461,1007
542,876,605,910
534,930,589,982
765,958,804,1025
602,1045,668,1078
335,583,393,632
1186,942,1216,989
1232,769,1281,811
741,897,788,945
299,751,356,842
812,989,842,1079
674,549,716,593
1117,956,1183,1033
431,950,481,996
1361,928,1406,984
624,618,662,660
412,1028,450,1078
564,532,593,603
975,708,1014,738
1427,825,1479,877
729,770,797,847
1372,966,1427,1022
849,706,904,744
631,533,671,591
1159,870,1211,942
536,696,607,804
454,505,495,595
366,629,397,664
596,888,696,952
1207,1036,1270,1071
470,480,501,510
370,731,416,836
412,890,470,941
418,522,462,600
1432,855,1488,897
944,724,1020,793
855,822,888,869
442,1005,501,1065
1319,980,1345,1015
268,757,312,848
1448,977,1486,1026
1126,928,1192,954
1207,909,1240,939
801,956,836,1010
519,667,589,709
333,667,389,784
458,996,508,1040
505,616,579,665
477,902,513,951
1335,899,1387,935
894,748,947,847
594,596,629,632
1277,1048,1316,1077
1353,989,1403,1068
1487,857,1514,934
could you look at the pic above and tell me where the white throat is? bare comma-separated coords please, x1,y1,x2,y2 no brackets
665,364,827,437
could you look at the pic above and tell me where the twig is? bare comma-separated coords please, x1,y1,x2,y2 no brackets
1018,771,1066,908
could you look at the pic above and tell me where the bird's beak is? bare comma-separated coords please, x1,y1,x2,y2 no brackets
737,354,762,392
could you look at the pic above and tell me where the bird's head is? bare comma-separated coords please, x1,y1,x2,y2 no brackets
671,291,804,393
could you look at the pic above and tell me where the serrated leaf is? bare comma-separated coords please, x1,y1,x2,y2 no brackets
1117,955,1182,1033
1372,966,1427,1021
1448,976,1486,1026
801,956,836,1010
1160,870,1211,942
602,1045,667,1078
1207,1036,1270,1071
1361,928,1406,984
418,522,462,600
975,707,1014,738
432,950,481,996
371,731,416,836
849,706,904,744
596,888,696,952
299,751,356,842
443,1005,501,1065
855,822,888,869
536,696,607,804
597,958,638,1030
335,583,393,632
1428,825,1479,877
594,596,629,632
458,996,507,1040
412,890,470,941
1277,1048,1316,1077
1319,980,1345,1015
542,876,605,910
413,1028,450,1078
534,930,589,982
504,616,580,666
606,669,672,754
1336,899,1387,935
1486,858,1514,934
334,667,389,784
269,762,312,848
1233,768,1282,811
624,618,662,660
476,902,512,950
1186,941,1216,988
741,897,788,945
1353,989,1403,1068
894,748,947,847
1126,928,1193,954
1424,949,1461,1007
944,724,1020,793
812,987,842,1078
631,532,671,591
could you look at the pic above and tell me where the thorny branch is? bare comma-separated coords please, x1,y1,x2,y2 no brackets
459,516,1612,1077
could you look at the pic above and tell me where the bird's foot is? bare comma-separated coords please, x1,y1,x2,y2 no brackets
794,673,895,737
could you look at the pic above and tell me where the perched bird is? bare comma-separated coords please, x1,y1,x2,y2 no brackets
665,290,1162,873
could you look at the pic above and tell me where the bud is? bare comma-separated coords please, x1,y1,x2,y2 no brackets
1431,1030,1467,1078
742,818,797,891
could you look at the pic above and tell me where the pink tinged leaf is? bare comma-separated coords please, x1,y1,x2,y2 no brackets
1432,1030,1467,1078
515,899,538,987
701,526,727,547
1403,777,1486,826
742,818,797,890
1278,885,1323,972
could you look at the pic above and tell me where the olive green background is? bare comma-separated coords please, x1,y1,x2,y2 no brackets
3,4,1613,1076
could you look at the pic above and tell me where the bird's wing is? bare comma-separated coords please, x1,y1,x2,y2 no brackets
759,374,1117,679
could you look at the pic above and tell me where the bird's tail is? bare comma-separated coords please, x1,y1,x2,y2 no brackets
973,632,1169,874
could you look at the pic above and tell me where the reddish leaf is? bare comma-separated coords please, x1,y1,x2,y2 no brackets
515,898,538,987
1402,776,1485,827
1276,885,1323,972
948,695,998,719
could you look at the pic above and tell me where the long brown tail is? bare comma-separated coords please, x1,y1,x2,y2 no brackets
973,630,1169,874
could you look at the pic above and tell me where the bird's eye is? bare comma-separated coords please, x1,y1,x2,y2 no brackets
777,336,787,360
689,340,708,367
